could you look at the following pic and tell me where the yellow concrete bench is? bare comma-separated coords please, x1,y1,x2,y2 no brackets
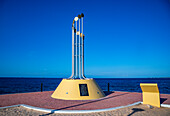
140,83,160,107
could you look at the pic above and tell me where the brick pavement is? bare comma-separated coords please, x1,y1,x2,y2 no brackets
0,91,169,110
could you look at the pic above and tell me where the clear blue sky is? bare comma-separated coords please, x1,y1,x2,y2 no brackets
0,0,170,78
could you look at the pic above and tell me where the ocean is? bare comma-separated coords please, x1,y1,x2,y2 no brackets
0,77,169,95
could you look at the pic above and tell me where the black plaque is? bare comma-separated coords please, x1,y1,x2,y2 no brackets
79,84,89,96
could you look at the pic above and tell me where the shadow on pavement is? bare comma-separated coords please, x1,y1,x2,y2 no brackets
160,98,167,104
127,108,145,116
41,92,129,116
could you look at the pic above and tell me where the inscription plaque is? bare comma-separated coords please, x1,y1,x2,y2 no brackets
79,84,89,96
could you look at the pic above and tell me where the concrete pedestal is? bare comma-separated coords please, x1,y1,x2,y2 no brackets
51,78,105,100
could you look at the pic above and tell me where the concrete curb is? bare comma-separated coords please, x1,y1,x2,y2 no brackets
22,102,142,113
1,102,141,113
141,102,170,108
161,104,170,108
0,105,20,110
0,102,170,114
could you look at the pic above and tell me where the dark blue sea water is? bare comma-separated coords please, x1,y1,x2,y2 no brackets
0,78,169,95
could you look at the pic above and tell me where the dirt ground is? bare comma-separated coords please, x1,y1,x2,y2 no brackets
0,104,170,116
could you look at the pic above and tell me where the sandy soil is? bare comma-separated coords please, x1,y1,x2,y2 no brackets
0,104,170,116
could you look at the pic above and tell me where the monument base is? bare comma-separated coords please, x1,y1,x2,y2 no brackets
51,78,105,100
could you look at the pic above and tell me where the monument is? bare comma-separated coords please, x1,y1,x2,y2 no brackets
51,13,105,100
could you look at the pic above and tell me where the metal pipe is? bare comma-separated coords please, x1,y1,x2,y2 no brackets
81,17,84,78
79,18,81,79
76,21,78,78
70,25,74,78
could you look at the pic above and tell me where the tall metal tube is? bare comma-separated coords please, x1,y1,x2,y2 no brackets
69,20,75,79
81,17,84,78
71,26,74,78
79,19,81,78
75,20,78,78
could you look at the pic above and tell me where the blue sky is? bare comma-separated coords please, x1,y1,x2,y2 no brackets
0,0,170,78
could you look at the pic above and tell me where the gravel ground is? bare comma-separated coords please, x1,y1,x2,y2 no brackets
0,104,170,116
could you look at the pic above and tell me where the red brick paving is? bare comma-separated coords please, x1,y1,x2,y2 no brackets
0,91,169,110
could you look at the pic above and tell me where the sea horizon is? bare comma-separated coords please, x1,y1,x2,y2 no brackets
0,77,170,95
0,76,170,79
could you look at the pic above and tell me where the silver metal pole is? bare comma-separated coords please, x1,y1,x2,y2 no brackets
76,20,78,78
79,19,81,79
69,19,75,79
71,25,74,78
82,17,85,78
